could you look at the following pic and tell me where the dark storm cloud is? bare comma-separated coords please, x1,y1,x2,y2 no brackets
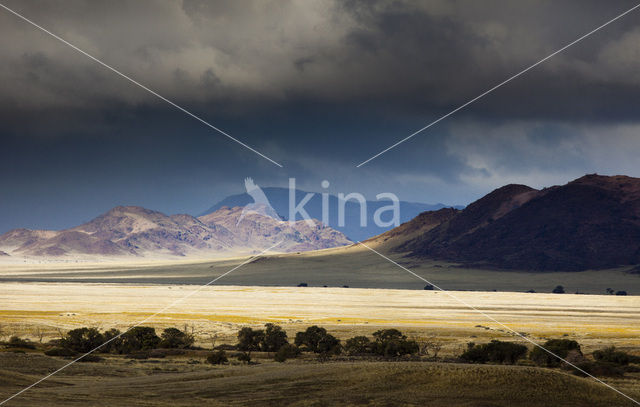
1,0,640,120
2,0,640,233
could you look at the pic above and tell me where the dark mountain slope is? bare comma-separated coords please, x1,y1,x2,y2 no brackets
401,174,640,271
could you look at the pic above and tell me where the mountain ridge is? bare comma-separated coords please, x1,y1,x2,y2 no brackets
0,205,351,261
395,174,640,271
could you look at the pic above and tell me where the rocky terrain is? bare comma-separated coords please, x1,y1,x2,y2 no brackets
0,206,351,260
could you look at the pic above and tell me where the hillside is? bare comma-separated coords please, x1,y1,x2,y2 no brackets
200,186,462,241
0,206,351,260
399,174,640,271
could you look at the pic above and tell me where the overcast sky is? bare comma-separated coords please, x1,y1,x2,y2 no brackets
2,0,640,232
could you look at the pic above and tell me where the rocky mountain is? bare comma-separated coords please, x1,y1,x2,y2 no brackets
201,187,463,241
0,205,351,260
396,174,640,271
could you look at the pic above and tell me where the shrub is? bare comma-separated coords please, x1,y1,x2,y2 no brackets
159,327,194,349
207,350,228,365
237,352,252,364
44,347,76,357
616,291,628,296
344,336,373,355
423,284,434,290
237,327,264,352
461,340,528,364
294,326,341,355
274,344,300,362
530,339,581,367
297,283,308,287
572,361,625,377
77,354,103,363
552,285,565,294
101,328,122,353
593,346,631,365
262,323,288,352
61,328,104,353
372,329,419,358
116,327,160,354
6,336,36,349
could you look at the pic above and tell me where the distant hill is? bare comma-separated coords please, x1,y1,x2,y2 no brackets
395,174,640,271
0,206,351,260
200,187,462,241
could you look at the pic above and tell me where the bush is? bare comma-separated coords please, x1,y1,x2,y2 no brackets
101,328,122,353
372,329,419,358
237,327,264,352
44,347,77,357
616,291,628,296
274,344,300,362
423,284,434,290
61,328,104,353
294,326,341,355
593,346,631,365
237,352,252,364
116,327,160,354
530,339,581,367
6,336,36,349
552,285,565,294
207,350,228,365
572,361,625,377
460,340,528,364
77,354,103,363
159,327,194,349
262,323,288,352
344,336,373,355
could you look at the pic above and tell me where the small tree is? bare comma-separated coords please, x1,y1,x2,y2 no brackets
344,336,372,355
593,346,631,365
261,323,288,352
295,326,341,355
420,335,443,359
530,339,581,367
160,327,194,349
274,344,300,362
61,328,104,353
207,350,228,365
460,340,527,364
372,329,418,358
116,327,160,354
237,327,264,362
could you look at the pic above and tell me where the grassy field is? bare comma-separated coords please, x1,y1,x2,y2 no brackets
1,351,639,406
1,246,639,294
1,283,639,356
1,251,639,406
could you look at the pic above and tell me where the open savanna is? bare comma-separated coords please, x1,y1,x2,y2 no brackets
1,251,639,406
2,353,639,407
2,245,639,294
1,282,639,354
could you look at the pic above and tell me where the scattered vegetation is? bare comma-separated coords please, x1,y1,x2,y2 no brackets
206,350,228,365
530,339,581,367
460,340,528,365
26,323,638,381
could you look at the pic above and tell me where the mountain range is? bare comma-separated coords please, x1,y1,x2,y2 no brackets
389,174,640,271
0,205,351,260
202,187,462,241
